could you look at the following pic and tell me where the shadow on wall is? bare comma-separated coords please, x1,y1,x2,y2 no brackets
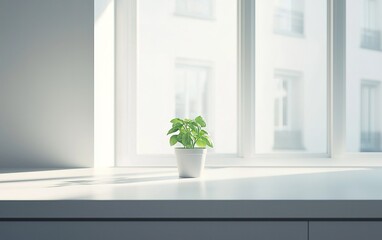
0,0,94,169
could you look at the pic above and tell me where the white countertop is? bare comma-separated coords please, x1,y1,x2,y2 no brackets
1,167,382,200
1,167,382,219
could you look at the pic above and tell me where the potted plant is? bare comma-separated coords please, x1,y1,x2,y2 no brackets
167,116,213,178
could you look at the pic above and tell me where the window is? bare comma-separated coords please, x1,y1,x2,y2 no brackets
255,0,327,154
175,59,211,124
347,0,382,153
119,0,237,158
360,81,381,152
274,0,305,36
361,0,381,50
115,0,382,166
273,70,304,151
175,0,214,20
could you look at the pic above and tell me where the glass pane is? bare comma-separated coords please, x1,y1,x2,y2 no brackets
137,0,237,154
175,0,214,19
347,0,382,152
255,0,328,153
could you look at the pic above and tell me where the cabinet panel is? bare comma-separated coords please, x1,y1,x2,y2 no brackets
310,222,382,240
0,221,307,240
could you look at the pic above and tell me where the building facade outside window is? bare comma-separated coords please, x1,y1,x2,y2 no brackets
360,80,381,152
133,0,236,155
347,0,382,153
175,0,214,20
361,0,381,50
175,60,211,122
255,0,326,154
274,0,305,36
115,0,382,166
273,70,304,151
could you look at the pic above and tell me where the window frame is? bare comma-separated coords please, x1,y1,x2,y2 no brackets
115,0,382,167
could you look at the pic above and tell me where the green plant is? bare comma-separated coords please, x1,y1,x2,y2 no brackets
167,116,213,149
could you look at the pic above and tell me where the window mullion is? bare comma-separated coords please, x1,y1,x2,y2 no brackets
332,0,346,158
116,0,138,166
238,0,256,158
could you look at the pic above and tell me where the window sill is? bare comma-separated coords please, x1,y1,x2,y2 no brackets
1,167,382,219
121,156,382,167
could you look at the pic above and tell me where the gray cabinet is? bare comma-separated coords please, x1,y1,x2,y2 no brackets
6,220,382,239
0,221,307,240
310,222,382,240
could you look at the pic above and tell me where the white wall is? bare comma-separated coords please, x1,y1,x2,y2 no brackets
0,0,94,168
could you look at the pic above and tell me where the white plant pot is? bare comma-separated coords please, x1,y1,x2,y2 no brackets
175,148,207,178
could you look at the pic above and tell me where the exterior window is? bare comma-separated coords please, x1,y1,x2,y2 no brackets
273,70,304,150
175,0,214,19
361,0,381,50
274,0,304,36
175,60,214,148
133,0,237,155
347,1,382,153
255,0,327,154
175,60,210,121
115,0,382,166
360,81,381,152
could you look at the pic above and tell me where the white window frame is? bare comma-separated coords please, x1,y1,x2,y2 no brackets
115,0,382,167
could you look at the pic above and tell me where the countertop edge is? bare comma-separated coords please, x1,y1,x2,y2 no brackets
1,200,382,219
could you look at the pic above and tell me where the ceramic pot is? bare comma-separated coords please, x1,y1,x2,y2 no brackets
175,148,206,178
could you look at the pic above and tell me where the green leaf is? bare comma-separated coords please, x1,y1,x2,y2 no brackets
188,123,198,132
172,122,183,129
170,118,183,124
182,132,192,148
167,126,179,135
201,136,213,148
195,116,206,127
190,121,201,132
177,133,183,142
200,129,208,136
177,134,186,148
169,135,178,146
167,117,211,148
196,138,206,148
179,127,187,134
182,133,188,146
